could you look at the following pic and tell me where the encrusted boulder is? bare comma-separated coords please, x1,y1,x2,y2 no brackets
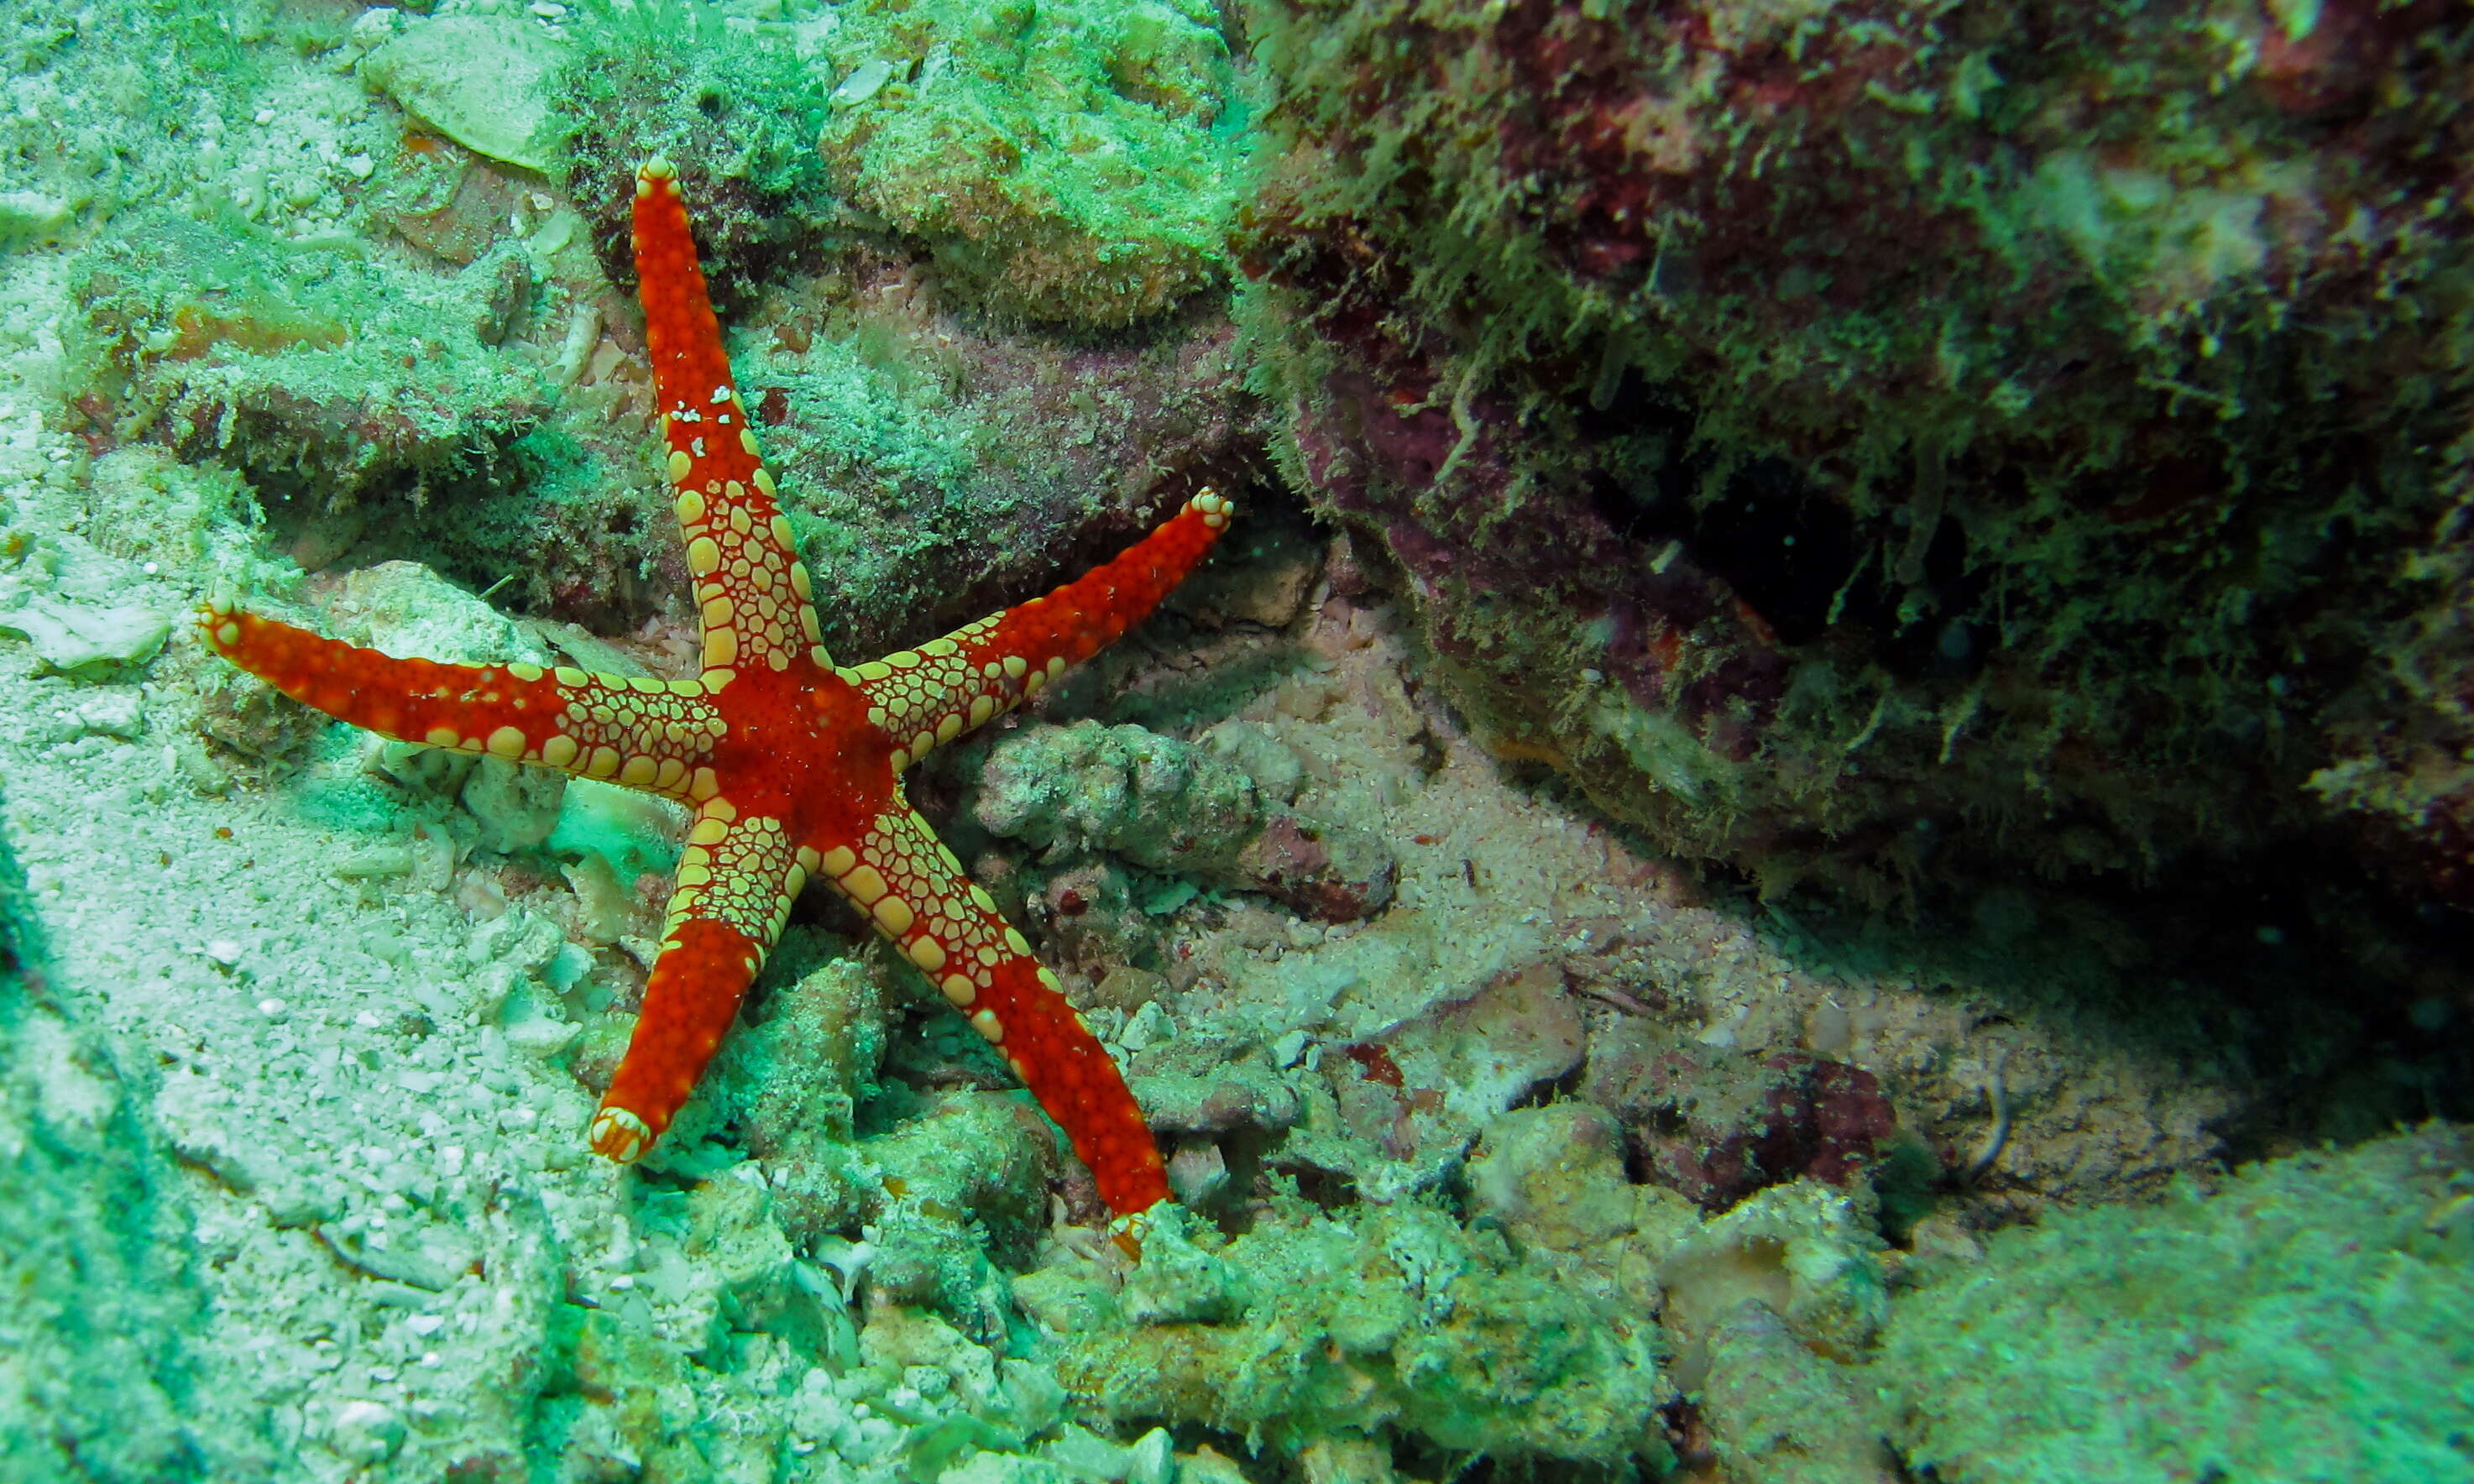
975,719,1396,923
1241,0,2474,903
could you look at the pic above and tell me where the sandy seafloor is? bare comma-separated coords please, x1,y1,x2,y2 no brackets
3,3,2471,1482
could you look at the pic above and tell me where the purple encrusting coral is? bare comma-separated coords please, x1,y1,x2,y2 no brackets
1293,364,1793,771
1630,1050,1901,1210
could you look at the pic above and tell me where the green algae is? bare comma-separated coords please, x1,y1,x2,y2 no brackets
557,0,841,291
1877,1124,2474,1484
1237,0,2474,902
66,211,550,506
817,0,1247,327
1029,1201,1675,1467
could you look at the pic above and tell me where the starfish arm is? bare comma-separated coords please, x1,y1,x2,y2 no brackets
849,489,1236,766
632,158,827,680
590,809,809,1160
199,602,727,798
813,802,1169,1215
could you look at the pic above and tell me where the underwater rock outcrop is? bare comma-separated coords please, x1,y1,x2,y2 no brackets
975,718,1397,923
1242,0,2474,902
1025,1195,1675,1469
811,0,1244,328
67,213,550,515
1875,1122,2474,1482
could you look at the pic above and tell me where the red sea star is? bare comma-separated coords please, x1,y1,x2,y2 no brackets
199,159,1232,1217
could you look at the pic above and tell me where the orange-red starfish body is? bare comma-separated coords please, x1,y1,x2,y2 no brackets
200,159,1232,1216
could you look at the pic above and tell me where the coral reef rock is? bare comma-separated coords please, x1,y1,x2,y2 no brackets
1242,0,2474,902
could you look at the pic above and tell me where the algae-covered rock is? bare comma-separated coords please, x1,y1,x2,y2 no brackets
359,14,567,174
1698,1299,1901,1484
817,0,1245,326
556,3,839,295
977,720,1394,922
1241,0,2474,905
68,212,549,509
1038,1202,1671,1468
1875,1124,2474,1483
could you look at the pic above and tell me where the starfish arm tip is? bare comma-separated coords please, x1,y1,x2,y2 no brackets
590,1106,653,1163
